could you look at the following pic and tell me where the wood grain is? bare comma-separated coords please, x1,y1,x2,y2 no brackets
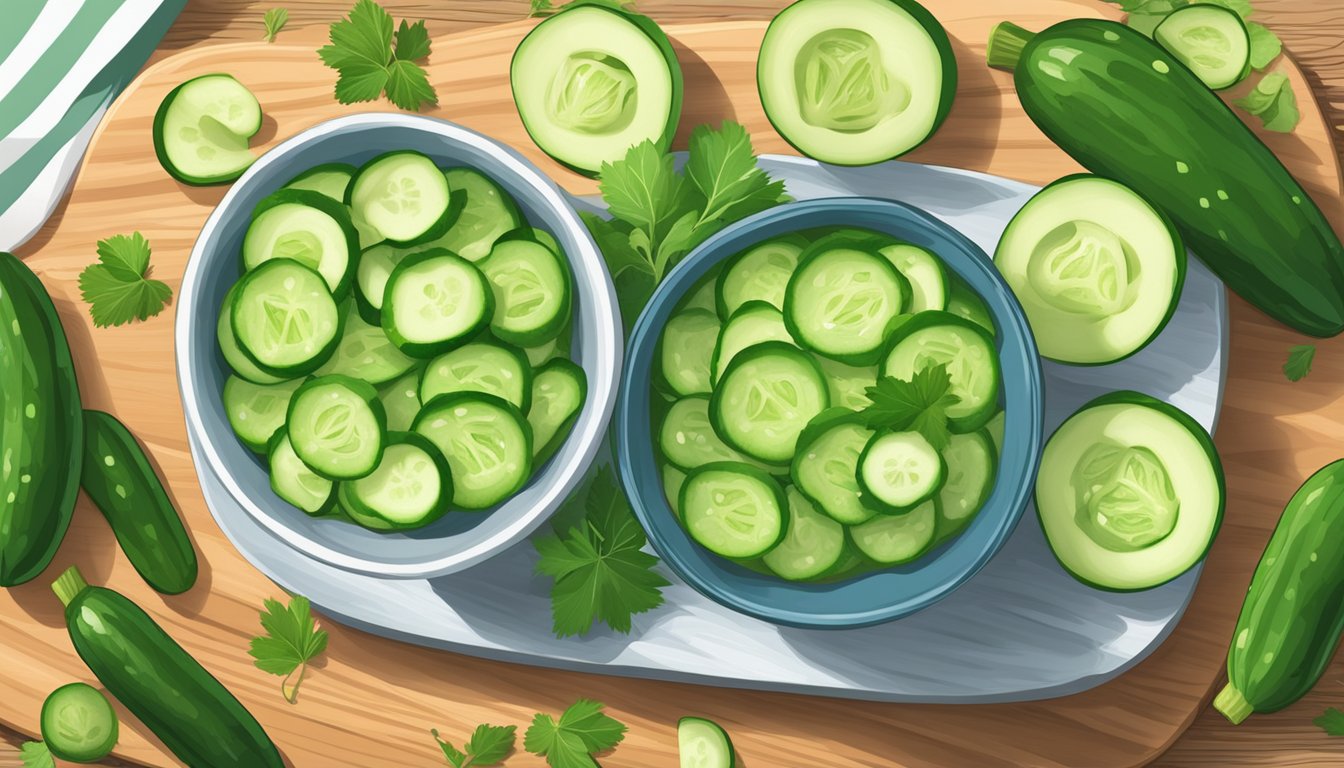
2,1,1344,766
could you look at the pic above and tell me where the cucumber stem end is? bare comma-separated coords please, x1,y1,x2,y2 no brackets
51,565,90,608
987,22,1036,71
1214,683,1253,725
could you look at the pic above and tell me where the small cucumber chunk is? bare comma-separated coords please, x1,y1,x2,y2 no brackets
763,486,846,581
153,73,261,185
286,375,387,480
339,432,453,530
712,301,795,385
268,431,335,515
660,308,721,396
785,237,907,364
710,341,829,463
680,462,786,559
314,304,418,386
231,260,343,377
349,151,455,245
223,376,303,453
480,238,573,346
716,237,805,317
41,683,119,763
880,242,949,312
414,392,533,509
527,358,588,465
791,408,878,525
421,342,532,411
858,429,945,510
382,249,493,358
678,716,737,768
1154,4,1251,90
850,500,937,564
882,311,1000,432
434,168,523,261
243,189,359,299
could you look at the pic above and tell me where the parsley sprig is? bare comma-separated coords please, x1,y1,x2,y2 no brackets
263,8,288,42
1284,343,1316,381
433,723,517,767
524,699,627,768
78,232,172,328
19,742,53,768
318,0,437,111
248,595,329,703
860,364,960,450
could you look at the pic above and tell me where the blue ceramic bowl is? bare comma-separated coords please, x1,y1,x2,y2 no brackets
617,197,1044,628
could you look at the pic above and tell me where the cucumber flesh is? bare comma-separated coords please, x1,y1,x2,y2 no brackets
217,284,285,385
717,237,804,316
381,250,493,357
41,683,119,763
153,74,260,184
880,242,948,312
527,359,587,465
791,409,878,525
349,151,454,245
710,341,829,463
231,260,342,377
882,311,1000,432
223,376,303,453
243,190,358,299
421,342,531,410
681,462,786,559
818,357,877,411
378,367,424,432
1154,4,1251,90
934,429,997,542
284,163,355,201
340,432,452,529
268,431,335,515
661,308,720,396
480,238,572,345
850,500,936,564
434,168,522,261
712,301,794,385
315,304,418,385
414,392,532,509
763,487,846,581
785,241,906,363
858,429,945,510
663,464,688,520
286,375,387,480
678,716,736,768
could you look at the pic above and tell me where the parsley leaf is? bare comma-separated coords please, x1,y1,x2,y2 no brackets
524,699,627,768
1236,72,1301,132
530,0,556,15
248,595,329,703
861,364,960,450
263,8,288,42
78,232,172,328
318,0,437,111
686,120,787,238
433,724,517,767
1316,707,1344,735
534,466,669,637
19,742,54,768
1284,343,1316,381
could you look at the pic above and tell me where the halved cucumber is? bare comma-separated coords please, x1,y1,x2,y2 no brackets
711,301,795,385
337,432,453,530
880,242,948,312
784,237,907,363
286,375,387,480
934,428,997,543
152,73,260,185
231,259,343,377
314,303,418,385
663,464,688,519
378,367,424,432
223,376,303,453
993,175,1184,365
817,357,877,411
850,500,936,564
1154,4,1251,91
216,284,285,385
858,429,945,511
480,237,572,345
882,310,1000,432
414,392,533,509
527,358,588,465
945,278,994,334
348,151,456,245
659,396,758,470
434,168,523,261
283,162,356,201
678,716,737,768
710,341,830,464
420,341,532,411
267,430,335,515
680,462,787,559
762,486,846,581
382,249,493,358
791,408,879,525
716,237,805,317
660,308,720,396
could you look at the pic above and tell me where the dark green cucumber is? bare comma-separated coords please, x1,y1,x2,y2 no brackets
1215,460,1344,723
987,19,1344,337
80,410,198,595
0,252,82,586
52,567,283,768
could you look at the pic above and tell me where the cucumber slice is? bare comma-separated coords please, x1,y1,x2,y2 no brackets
763,486,846,581
678,716,737,768
683,274,720,315
710,341,829,463
231,260,343,377
480,238,573,345
945,278,995,334
881,310,1000,432
223,376,303,453
663,464,688,520
152,73,260,185
660,308,721,396
267,430,335,515
791,408,878,525
286,375,387,480
994,175,1184,365
434,168,523,261
355,242,411,322
984,409,1005,456
378,366,424,432
934,429,997,543
338,432,453,530
348,151,456,245
421,341,532,410
243,189,359,299
879,242,948,312
382,249,493,358
858,429,946,510
784,237,907,364
1154,4,1251,90
757,0,956,165
711,301,795,385
217,284,285,385
680,462,787,559
659,395,757,470
527,358,588,465
511,3,682,175
283,162,356,202
314,303,417,385
850,500,937,564
41,682,119,763
716,237,805,316
351,208,385,250
817,356,877,410
414,392,533,509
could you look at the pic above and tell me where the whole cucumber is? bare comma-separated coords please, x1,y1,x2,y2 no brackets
1215,460,1344,723
987,19,1344,337
0,251,82,585
52,566,283,767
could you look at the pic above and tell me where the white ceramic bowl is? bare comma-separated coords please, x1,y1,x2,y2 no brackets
176,114,621,579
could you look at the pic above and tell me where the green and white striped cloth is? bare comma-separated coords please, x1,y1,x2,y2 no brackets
0,0,186,252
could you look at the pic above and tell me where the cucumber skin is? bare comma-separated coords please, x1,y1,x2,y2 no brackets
0,253,82,586
1009,19,1344,337
1223,460,1344,716
60,584,283,767
152,74,258,186
81,410,198,594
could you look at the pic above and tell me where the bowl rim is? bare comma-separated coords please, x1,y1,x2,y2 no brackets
617,196,1044,628
176,113,622,578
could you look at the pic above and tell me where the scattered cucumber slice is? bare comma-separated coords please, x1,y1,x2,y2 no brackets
421,341,532,411
286,375,387,480
222,376,303,453
41,683,119,763
480,237,573,345
857,429,946,510
231,260,343,377
850,500,936,564
348,151,456,245
414,392,533,509
338,432,453,530
680,462,787,559
678,716,737,768
268,430,335,515
710,341,829,463
527,358,588,465
381,249,493,358
1154,4,1251,90
763,486,846,581
243,189,359,299
153,73,261,185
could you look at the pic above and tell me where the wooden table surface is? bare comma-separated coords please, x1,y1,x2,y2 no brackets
4,1,1344,766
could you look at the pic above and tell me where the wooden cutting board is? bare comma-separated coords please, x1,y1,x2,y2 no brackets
6,1,1343,765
